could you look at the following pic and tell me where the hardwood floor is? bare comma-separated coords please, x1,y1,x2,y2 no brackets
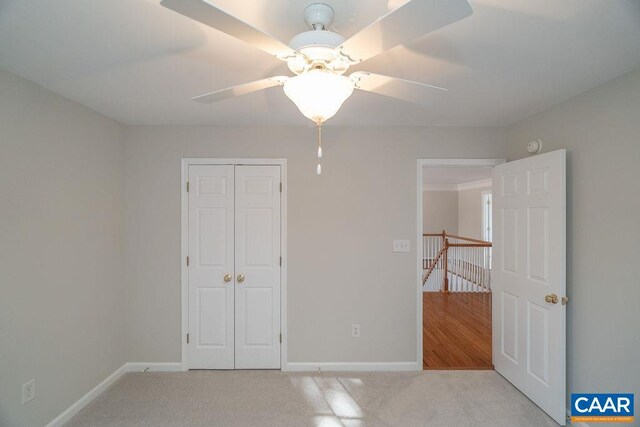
423,292,493,369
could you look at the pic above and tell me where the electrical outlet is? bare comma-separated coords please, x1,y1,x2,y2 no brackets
392,239,410,253
352,324,361,338
22,379,35,405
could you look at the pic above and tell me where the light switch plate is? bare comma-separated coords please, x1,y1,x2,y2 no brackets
393,239,410,253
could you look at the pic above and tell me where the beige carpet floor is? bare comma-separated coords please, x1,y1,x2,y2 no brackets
66,370,559,426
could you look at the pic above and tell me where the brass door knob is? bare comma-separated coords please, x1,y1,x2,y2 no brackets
545,294,558,304
223,274,232,283
237,274,245,283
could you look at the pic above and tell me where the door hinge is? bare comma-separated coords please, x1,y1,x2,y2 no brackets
186,256,189,267
279,182,282,193
187,333,190,344
279,333,282,344
186,181,190,192
279,256,282,266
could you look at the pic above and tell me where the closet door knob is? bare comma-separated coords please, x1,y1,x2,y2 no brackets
223,274,232,283
237,274,245,283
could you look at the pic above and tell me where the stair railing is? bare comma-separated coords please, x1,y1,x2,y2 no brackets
423,231,492,292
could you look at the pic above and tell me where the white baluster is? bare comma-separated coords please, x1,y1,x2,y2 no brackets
457,247,460,292
484,246,488,290
472,248,475,292
476,248,479,291
465,247,469,292
484,247,488,290
471,248,475,292
477,248,481,292
483,248,487,291
476,248,484,292
481,247,485,291
451,247,454,292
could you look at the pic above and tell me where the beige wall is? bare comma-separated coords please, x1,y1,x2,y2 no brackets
457,184,491,240
124,126,507,363
0,69,126,426
507,68,640,404
4,58,638,423
423,190,458,234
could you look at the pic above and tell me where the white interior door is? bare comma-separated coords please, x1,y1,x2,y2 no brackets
234,166,281,369
492,149,566,425
188,165,235,369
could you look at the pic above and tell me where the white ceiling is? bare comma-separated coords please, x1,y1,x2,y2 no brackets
423,166,492,186
1,0,639,126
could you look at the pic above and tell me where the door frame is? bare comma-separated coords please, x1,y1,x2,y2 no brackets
181,158,288,371
416,158,505,368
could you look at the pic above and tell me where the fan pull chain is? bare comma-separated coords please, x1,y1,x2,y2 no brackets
316,123,323,175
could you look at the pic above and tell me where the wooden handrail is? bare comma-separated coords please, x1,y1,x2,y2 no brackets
423,231,491,245
446,234,491,245
448,242,491,248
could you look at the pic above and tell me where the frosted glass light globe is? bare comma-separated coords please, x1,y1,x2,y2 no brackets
283,69,354,124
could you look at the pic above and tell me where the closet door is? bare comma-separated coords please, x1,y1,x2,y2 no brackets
188,165,235,369
234,166,281,369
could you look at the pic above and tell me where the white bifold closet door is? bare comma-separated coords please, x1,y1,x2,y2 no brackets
188,164,281,369
234,166,281,369
188,165,235,369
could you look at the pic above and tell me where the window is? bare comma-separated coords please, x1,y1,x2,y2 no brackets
482,191,492,242
482,191,492,269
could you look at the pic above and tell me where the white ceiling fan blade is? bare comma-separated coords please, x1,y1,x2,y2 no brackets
193,76,288,104
350,72,447,105
336,0,472,64
161,0,299,60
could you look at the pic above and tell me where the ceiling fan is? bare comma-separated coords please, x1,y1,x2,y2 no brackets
161,0,473,173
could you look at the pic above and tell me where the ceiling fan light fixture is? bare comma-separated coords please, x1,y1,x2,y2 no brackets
161,0,472,174
283,68,354,124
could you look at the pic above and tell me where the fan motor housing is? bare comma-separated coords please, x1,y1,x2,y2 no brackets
287,30,347,74
289,30,344,53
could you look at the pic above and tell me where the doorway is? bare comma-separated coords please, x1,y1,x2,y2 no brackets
181,159,287,370
416,153,567,425
419,161,500,369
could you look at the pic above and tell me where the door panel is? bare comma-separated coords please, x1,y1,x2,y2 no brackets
197,287,228,346
234,165,281,369
244,287,274,345
492,150,566,425
188,165,235,369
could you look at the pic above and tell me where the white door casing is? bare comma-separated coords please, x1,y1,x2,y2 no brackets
492,150,566,425
188,165,235,369
234,166,281,369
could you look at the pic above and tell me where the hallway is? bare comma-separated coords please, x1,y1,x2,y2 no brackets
423,292,492,369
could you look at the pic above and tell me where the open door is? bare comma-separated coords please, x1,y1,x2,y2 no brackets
492,150,567,425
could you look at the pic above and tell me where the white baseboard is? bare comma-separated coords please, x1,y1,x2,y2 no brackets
46,363,128,427
283,362,421,372
46,362,183,426
126,362,184,372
